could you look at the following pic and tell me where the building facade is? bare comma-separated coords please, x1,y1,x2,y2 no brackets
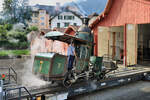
29,9,50,29
50,11,82,29
38,10,50,29
90,0,150,66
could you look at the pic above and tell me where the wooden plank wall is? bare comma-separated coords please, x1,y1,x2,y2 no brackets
126,24,138,65
98,27,109,56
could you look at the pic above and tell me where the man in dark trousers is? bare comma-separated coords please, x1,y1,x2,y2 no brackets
67,41,77,71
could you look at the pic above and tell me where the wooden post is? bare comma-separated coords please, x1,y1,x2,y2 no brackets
124,24,127,66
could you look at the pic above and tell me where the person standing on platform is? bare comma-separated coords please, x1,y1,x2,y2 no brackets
67,41,77,71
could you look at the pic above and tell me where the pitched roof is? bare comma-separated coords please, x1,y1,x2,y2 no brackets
64,25,80,33
53,27,66,33
88,13,99,18
89,0,113,29
50,10,83,21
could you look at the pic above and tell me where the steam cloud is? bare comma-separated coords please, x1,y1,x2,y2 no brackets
21,35,48,87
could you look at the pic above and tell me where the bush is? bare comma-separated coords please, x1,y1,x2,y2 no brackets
0,41,29,49
28,26,38,32
4,24,13,31
7,30,27,42
6,42,30,49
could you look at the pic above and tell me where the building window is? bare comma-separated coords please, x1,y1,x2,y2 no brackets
68,16,74,20
64,23,69,27
40,10,45,14
73,23,77,26
33,13,38,17
58,16,63,20
64,16,67,20
40,17,44,20
33,19,38,23
64,16,74,20
41,22,44,26
57,23,60,28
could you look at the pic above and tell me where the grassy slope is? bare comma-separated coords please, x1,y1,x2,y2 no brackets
0,50,30,56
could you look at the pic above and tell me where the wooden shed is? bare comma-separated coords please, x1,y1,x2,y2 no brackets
90,0,150,66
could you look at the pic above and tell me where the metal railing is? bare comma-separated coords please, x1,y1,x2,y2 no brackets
0,67,17,84
4,86,34,100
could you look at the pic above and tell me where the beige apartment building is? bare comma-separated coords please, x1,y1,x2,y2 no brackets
30,9,50,29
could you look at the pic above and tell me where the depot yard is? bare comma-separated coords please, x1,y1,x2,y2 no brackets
1,58,150,100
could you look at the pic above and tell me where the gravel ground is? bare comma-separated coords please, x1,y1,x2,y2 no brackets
1,59,150,100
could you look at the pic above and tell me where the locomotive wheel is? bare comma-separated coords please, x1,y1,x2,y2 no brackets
97,72,106,81
63,71,73,88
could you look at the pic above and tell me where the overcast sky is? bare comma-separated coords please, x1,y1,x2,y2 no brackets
29,0,77,5
0,0,81,11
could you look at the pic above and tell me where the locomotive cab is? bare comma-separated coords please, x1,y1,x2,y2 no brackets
44,32,94,73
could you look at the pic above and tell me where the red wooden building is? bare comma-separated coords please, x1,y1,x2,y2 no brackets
90,0,150,66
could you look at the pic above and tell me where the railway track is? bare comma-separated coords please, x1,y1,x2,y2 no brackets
3,67,150,100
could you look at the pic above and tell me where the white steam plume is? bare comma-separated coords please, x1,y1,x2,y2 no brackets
21,35,48,87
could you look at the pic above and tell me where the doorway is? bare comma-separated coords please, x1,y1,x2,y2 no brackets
138,24,150,65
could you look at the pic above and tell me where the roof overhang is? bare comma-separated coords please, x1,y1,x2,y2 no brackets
45,31,91,45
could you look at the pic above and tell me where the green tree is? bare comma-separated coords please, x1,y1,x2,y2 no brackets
4,24,13,31
3,0,13,15
29,26,38,31
7,30,27,42
3,0,31,24
0,25,7,41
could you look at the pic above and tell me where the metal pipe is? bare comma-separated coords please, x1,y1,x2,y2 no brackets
19,88,21,100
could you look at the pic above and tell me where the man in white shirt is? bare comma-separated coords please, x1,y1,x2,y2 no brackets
67,42,77,71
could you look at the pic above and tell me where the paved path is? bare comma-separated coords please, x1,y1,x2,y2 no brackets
72,81,150,100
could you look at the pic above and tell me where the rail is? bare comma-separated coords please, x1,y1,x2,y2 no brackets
4,68,150,100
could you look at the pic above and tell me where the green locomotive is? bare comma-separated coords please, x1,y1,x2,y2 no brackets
32,19,118,87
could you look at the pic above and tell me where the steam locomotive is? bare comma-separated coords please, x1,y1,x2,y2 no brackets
32,19,118,87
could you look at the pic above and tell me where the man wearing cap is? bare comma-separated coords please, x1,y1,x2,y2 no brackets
67,42,77,71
